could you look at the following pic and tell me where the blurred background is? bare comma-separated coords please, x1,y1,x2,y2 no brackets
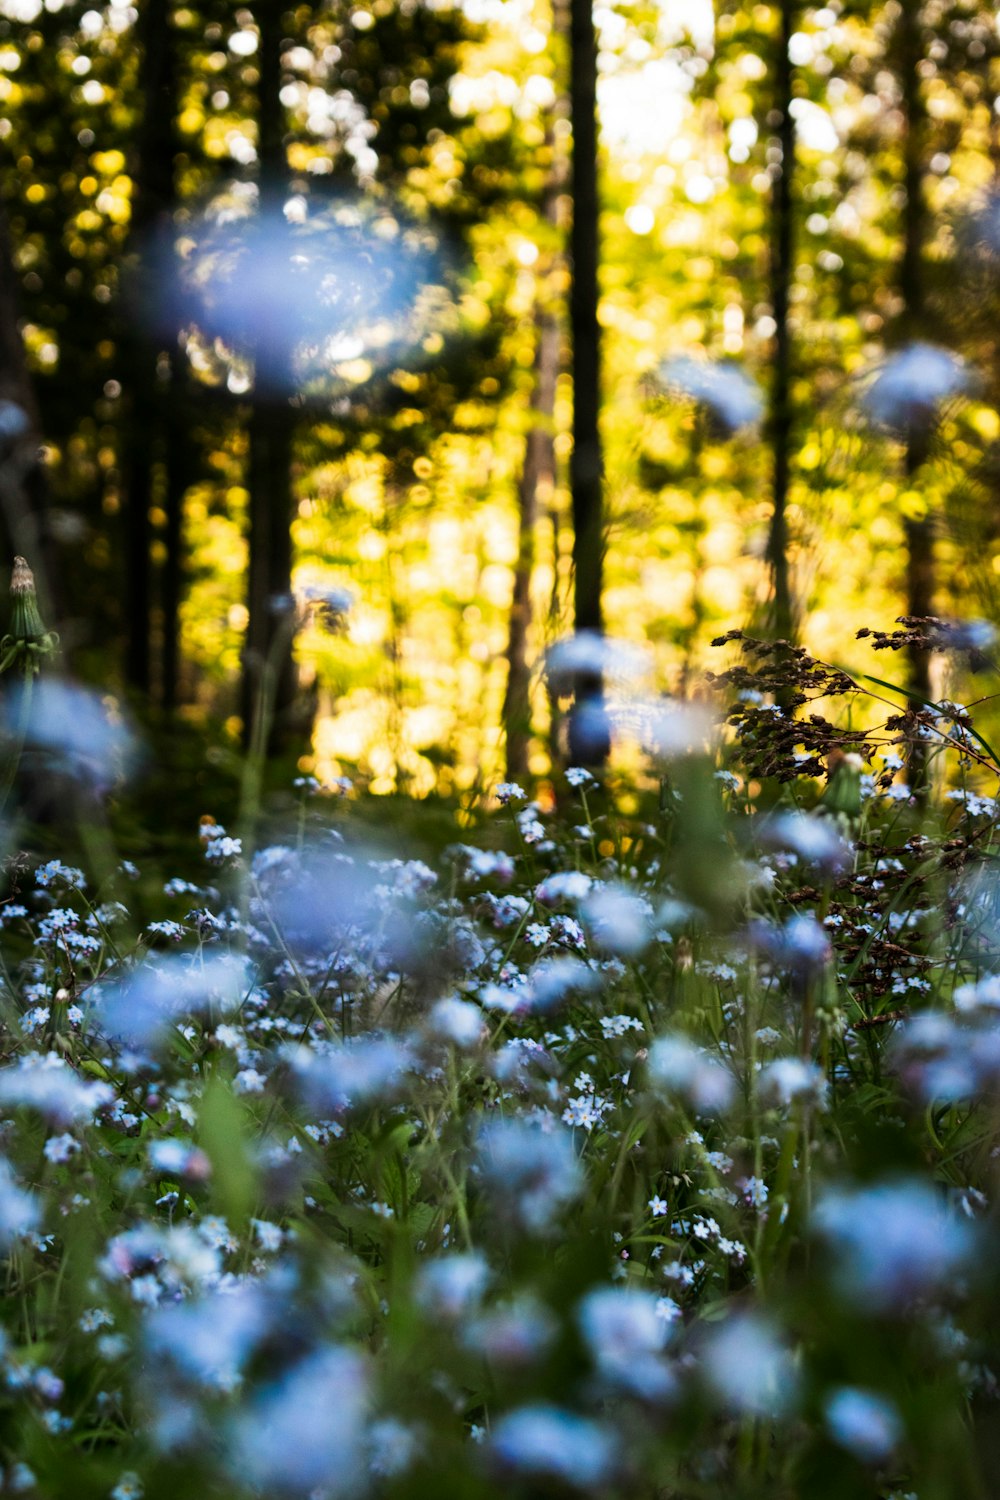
2,0,999,804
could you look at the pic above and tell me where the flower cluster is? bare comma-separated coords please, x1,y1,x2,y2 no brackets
0,678,997,1499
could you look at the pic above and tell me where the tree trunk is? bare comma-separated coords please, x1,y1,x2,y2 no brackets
121,0,177,698
160,345,190,715
567,0,607,765
503,118,562,784
0,202,60,625
767,0,795,642
242,0,299,750
896,0,933,792
504,314,559,782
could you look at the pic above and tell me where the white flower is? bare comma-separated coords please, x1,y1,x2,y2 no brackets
110,1473,144,1500
535,871,593,906
565,766,596,788
43,1132,80,1164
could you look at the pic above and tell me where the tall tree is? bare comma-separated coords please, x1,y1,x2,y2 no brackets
768,0,796,642
120,0,180,697
0,202,57,619
567,0,607,765
895,0,934,718
241,0,299,749
503,124,562,783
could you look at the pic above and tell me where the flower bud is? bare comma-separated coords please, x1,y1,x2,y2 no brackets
0,557,58,675
9,557,47,642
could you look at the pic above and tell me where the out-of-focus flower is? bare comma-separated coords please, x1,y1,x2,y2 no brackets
488,1405,619,1488
813,1178,975,1311
647,1033,735,1114
759,1057,829,1109
366,1417,422,1478
891,1011,980,1103
566,766,597,789
476,1118,582,1234
223,1346,369,1495
567,692,613,768
284,1035,414,1115
658,355,764,435
536,871,593,906
0,678,139,789
414,1253,489,1323
701,1312,799,1418
0,1052,113,1125
461,1296,556,1368
426,997,486,1049
862,342,968,435
759,811,851,872
936,618,996,654
546,632,650,694
580,885,652,958
144,1283,273,1393
296,579,354,630
523,956,601,1013
152,196,451,400
0,1156,40,1245
93,953,251,1051
824,1386,903,1463
577,1287,676,1400
750,914,831,980
148,1139,212,1182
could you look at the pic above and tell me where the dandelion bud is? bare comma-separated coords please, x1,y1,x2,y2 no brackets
9,558,46,642
0,556,57,676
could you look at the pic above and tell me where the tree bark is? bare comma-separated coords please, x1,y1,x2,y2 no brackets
503,116,562,784
767,0,795,642
0,202,59,624
567,0,607,765
121,0,178,697
504,313,559,782
893,2,935,693
160,346,190,714
242,0,299,750
568,0,602,638
896,0,933,797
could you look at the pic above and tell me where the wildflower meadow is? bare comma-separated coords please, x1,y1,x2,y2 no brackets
0,567,998,1499
8,1,1000,1496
